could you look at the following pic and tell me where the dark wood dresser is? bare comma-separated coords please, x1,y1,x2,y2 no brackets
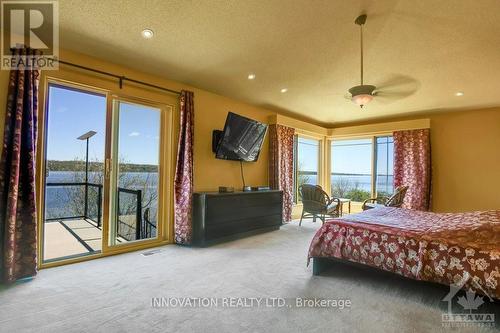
192,190,283,246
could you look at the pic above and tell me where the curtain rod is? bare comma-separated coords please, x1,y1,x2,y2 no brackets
56,59,182,96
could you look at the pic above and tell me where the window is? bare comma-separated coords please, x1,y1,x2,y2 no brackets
294,136,320,201
331,139,373,202
330,136,394,204
375,136,394,196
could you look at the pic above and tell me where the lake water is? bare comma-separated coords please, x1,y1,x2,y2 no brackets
300,174,394,194
45,171,393,220
45,171,159,220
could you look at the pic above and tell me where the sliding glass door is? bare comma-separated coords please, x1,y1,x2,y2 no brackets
42,84,106,262
108,100,162,246
41,79,170,265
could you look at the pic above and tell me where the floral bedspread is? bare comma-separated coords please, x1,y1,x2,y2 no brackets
308,207,500,299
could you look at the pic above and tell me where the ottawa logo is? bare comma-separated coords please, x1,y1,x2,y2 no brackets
441,273,495,328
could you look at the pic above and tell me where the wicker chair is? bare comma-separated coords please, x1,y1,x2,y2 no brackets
299,184,341,226
362,185,409,211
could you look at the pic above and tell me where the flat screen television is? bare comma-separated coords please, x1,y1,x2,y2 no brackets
214,112,268,162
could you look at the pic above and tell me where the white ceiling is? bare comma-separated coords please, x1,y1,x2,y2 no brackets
58,0,500,125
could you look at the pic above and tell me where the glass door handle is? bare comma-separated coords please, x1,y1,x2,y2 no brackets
105,158,112,179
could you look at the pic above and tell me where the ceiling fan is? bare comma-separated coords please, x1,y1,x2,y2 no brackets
347,14,418,108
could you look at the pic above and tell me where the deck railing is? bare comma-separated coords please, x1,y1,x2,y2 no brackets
45,182,103,226
45,182,156,241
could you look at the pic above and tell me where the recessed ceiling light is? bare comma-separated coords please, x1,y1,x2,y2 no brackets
141,29,154,39
455,91,464,97
280,88,288,93
247,73,256,80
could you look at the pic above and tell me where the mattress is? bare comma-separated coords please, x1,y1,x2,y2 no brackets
308,207,500,299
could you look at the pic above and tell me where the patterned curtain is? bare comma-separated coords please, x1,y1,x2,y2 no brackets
269,124,295,222
393,128,431,211
174,90,194,244
0,48,40,282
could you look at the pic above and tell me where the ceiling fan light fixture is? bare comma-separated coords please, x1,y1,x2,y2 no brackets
352,94,373,108
347,14,378,108
348,84,376,108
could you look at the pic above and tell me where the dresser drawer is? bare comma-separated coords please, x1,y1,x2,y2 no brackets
192,190,283,246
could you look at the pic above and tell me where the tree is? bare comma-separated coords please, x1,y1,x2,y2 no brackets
331,176,371,202
345,188,371,202
296,162,312,201
331,176,351,198
51,156,159,240
297,172,311,189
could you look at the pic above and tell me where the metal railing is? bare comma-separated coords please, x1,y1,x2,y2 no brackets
45,182,156,241
45,182,103,226
116,187,156,241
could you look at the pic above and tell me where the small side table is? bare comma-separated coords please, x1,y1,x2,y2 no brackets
338,198,352,216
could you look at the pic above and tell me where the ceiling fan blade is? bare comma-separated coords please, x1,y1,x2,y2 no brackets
372,75,420,103
375,74,419,91
374,90,415,99
328,92,352,100
372,90,416,104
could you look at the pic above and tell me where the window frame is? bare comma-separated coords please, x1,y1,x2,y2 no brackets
293,133,322,204
329,134,394,202
373,135,395,197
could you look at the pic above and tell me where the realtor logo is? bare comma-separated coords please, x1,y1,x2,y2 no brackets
1,0,59,69
442,273,495,328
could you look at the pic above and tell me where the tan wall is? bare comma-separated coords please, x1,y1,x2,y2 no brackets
336,107,500,213
192,94,272,191
0,49,274,193
428,108,500,212
1,50,499,213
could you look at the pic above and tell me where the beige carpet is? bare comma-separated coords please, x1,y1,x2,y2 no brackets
0,219,498,333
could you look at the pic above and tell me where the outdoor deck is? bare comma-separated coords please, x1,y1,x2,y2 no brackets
43,179,158,262
43,218,127,261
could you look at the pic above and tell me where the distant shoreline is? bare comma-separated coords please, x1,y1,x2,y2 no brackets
47,160,158,173
298,171,393,177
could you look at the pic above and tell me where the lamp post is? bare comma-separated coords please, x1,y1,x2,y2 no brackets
77,130,97,220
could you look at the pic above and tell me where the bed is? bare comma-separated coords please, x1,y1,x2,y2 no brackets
308,207,500,299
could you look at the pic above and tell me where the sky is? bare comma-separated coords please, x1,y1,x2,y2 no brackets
297,137,393,175
331,138,393,175
297,137,319,172
46,85,160,165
